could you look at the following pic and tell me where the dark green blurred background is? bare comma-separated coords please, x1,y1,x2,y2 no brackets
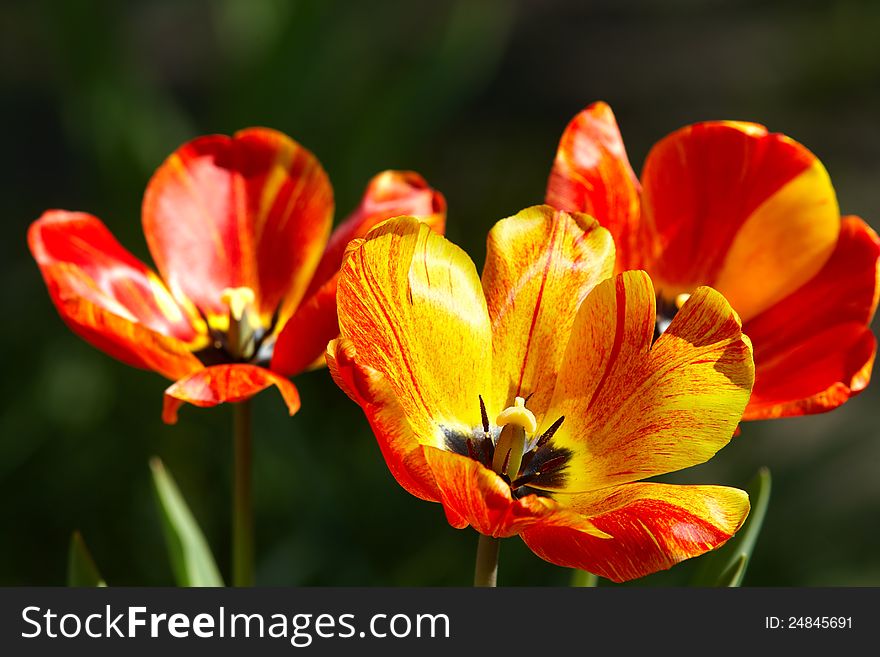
2,0,878,586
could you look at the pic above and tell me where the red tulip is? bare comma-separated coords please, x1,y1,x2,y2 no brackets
547,103,879,419
29,128,445,423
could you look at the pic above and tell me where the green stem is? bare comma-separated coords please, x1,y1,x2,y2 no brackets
473,534,500,587
570,569,599,587
232,400,253,587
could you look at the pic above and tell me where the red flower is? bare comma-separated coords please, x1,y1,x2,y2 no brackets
29,128,445,423
547,103,880,419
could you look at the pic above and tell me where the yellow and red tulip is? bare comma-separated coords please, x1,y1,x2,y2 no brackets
547,103,879,420
327,208,754,582
29,128,445,423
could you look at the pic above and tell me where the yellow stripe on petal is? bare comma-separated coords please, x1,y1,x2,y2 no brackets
482,205,614,422
713,157,840,321
538,273,753,492
336,217,493,445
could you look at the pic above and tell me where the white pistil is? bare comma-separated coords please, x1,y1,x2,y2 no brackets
492,396,537,478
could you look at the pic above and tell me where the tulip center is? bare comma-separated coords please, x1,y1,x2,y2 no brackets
220,287,259,360
196,286,276,365
442,395,572,498
654,292,690,339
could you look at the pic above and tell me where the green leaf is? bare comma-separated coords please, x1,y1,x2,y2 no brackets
67,531,106,587
714,553,748,587
692,467,772,587
150,458,223,587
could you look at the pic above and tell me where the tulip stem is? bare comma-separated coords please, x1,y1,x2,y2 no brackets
570,569,599,587
473,534,500,587
232,400,253,587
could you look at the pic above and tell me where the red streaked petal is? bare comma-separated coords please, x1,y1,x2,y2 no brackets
743,216,880,419
272,171,446,376
641,121,839,321
335,217,493,445
521,483,749,582
543,273,753,492
482,206,614,420
545,102,642,272
326,338,440,501
28,210,203,343
162,364,300,424
421,446,607,539
143,128,333,325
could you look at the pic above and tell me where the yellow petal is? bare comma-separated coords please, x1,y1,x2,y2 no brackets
537,272,754,492
336,217,492,444
482,205,614,421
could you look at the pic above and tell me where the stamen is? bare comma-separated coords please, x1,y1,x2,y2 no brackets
466,438,478,461
220,286,258,360
675,292,691,309
536,415,565,449
480,436,493,467
510,472,538,489
221,287,255,322
536,454,568,474
478,395,490,434
511,454,570,490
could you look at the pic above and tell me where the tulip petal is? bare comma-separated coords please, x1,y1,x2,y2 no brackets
271,275,340,376
641,121,839,321
326,338,440,501
272,171,446,376
336,217,493,445
521,482,749,582
743,216,880,419
162,364,300,424
29,210,204,341
546,102,642,272
421,446,608,539
143,128,333,326
28,211,205,379
305,170,446,299
482,206,614,420
541,272,753,492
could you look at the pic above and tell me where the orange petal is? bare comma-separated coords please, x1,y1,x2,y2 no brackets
521,482,749,582
421,446,607,538
272,171,446,376
482,206,614,420
641,121,840,321
336,216,493,444
162,364,300,424
327,338,440,501
743,216,880,419
545,102,642,272
28,211,205,379
541,273,753,492
143,128,333,326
